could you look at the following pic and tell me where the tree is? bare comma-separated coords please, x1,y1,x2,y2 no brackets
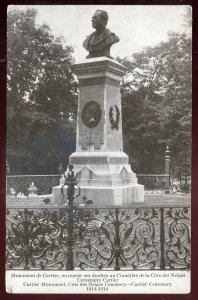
7,8,77,174
117,31,191,173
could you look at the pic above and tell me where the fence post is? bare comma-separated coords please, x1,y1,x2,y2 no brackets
164,146,171,194
114,208,121,270
160,207,166,269
63,165,81,270
66,186,74,270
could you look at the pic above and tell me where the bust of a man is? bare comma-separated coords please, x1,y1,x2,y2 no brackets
83,10,119,59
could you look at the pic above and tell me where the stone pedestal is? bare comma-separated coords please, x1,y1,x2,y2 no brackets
53,57,144,205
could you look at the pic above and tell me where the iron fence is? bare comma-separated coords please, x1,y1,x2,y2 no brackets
6,175,60,195
6,204,190,271
137,174,191,194
137,174,169,193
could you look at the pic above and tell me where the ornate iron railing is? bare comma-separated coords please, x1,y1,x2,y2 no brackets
6,204,190,271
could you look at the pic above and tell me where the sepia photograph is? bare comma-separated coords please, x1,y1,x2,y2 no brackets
6,4,191,294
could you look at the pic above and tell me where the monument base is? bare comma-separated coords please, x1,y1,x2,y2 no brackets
76,184,144,205
52,151,144,205
52,184,144,206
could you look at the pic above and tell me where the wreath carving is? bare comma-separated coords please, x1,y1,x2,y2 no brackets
109,105,120,130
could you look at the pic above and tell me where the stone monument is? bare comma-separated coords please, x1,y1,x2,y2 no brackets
53,10,144,205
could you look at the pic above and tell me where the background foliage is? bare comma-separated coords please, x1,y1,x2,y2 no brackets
118,30,191,173
7,8,77,174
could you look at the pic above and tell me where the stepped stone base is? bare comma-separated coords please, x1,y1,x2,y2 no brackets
53,183,144,206
52,184,144,206
52,152,144,205
78,184,143,205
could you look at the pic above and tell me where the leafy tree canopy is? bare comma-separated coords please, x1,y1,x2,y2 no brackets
117,31,191,173
7,8,77,174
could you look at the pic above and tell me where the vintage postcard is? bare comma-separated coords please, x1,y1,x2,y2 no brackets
6,5,191,294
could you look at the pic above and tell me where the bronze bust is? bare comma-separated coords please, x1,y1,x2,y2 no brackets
83,10,119,59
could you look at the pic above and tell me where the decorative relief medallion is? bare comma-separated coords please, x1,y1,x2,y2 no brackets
109,105,120,130
81,101,102,128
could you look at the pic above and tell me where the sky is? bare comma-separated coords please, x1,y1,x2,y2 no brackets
9,5,191,61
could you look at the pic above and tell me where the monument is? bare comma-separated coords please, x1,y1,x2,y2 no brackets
53,10,144,205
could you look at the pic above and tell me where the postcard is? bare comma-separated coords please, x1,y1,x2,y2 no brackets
6,4,191,294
